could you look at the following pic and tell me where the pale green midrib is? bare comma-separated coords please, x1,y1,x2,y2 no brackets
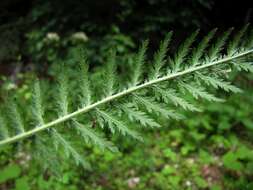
0,49,252,146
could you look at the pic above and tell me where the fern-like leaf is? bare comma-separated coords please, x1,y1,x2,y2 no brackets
172,30,199,70
104,49,116,96
154,86,201,112
132,40,149,86
57,66,69,116
32,79,45,126
121,103,161,128
191,28,217,65
196,72,242,93
134,95,183,120
33,136,61,175
179,82,224,102
208,28,233,61
78,49,91,107
0,115,8,140
150,32,172,79
227,24,249,56
6,99,24,135
0,26,253,171
72,120,118,152
96,109,143,141
52,129,90,168
234,62,253,72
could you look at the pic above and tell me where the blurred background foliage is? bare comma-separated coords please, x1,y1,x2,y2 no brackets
0,0,253,189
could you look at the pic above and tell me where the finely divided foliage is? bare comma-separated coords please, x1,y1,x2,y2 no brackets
0,26,253,170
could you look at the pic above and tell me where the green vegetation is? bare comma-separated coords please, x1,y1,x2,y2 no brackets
1,27,253,189
1,87,253,189
1,1,253,189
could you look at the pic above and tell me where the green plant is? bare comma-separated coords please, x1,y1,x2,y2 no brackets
0,26,253,171
1,88,253,189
